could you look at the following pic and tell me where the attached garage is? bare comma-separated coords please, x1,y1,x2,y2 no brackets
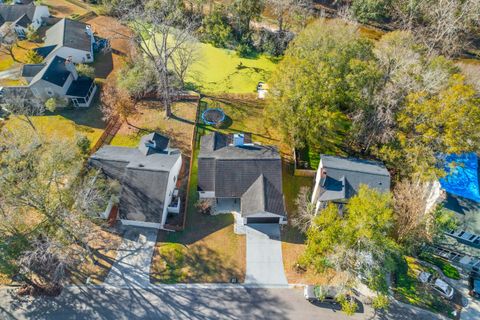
246,217,281,224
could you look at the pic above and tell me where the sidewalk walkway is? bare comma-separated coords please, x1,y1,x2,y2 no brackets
104,226,157,288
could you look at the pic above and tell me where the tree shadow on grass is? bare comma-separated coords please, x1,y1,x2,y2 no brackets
150,244,243,284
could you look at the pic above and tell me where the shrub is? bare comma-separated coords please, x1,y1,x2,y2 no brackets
372,294,390,310
201,6,233,48
253,29,294,56
76,135,91,156
419,252,460,280
45,97,68,112
25,50,43,64
26,26,40,42
236,42,256,58
195,199,214,215
76,64,95,79
351,0,392,23
337,294,358,316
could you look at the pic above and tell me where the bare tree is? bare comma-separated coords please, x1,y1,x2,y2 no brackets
171,38,199,88
393,179,432,249
101,78,137,122
267,0,312,32
0,24,18,61
292,186,316,232
392,0,480,57
1,88,45,132
118,0,199,118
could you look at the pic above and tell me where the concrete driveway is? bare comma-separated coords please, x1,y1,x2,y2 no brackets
104,226,157,288
245,224,288,286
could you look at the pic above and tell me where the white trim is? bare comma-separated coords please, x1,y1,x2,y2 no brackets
120,219,162,229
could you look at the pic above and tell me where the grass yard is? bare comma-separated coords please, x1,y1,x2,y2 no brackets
150,122,246,283
394,256,458,318
110,101,197,153
419,252,461,280
4,103,105,144
41,0,89,18
187,43,278,94
0,40,42,72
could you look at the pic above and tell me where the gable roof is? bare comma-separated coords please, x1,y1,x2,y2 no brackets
319,155,390,201
198,132,286,217
44,18,92,52
241,174,285,217
89,133,181,224
33,44,57,58
0,5,36,27
30,55,71,87
138,132,170,156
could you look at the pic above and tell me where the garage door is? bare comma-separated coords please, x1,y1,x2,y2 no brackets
247,217,280,224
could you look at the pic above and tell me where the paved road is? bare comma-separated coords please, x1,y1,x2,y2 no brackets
0,285,448,320
245,224,288,286
104,227,157,287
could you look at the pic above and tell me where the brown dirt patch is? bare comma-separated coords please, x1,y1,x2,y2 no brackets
42,0,89,18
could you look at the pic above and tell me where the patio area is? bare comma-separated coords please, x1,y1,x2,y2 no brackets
214,198,241,214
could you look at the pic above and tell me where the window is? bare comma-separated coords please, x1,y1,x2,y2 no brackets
173,176,177,182
46,88,53,96
86,53,91,60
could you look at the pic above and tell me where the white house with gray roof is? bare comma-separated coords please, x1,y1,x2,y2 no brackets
34,18,94,64
311,155,391,213
198,132,287,226
19,55,97,107
0,4,49,37
89,132,182,229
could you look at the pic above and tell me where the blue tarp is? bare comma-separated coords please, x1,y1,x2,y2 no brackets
440,153,480,202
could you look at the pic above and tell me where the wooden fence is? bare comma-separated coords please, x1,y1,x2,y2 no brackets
90,115,123,155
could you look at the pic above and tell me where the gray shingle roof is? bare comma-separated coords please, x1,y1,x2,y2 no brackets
0,4,35,27
138,132,170,156
65,76,94,97
30,55,71,87
21,63,45,77
241,174,285,217
198,132,286,217
44,18,92,52
89,133,180,224
319,155,390,201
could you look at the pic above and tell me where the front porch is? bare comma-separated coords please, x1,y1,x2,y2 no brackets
214,198,241,214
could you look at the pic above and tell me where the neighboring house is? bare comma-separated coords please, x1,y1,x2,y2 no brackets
19,55,97,107
34,18,94,64
89,132,183,229
311,155,391,213
198,132,287,225
0,3,49,37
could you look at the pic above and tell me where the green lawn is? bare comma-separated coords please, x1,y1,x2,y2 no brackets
187,43,278,94
4,104,105,145
394,256,457,318
419,252,461,280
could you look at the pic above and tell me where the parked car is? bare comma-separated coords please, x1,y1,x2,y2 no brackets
304,285,343,304
418,271,432,283
432,278,455,300
468,272,480,298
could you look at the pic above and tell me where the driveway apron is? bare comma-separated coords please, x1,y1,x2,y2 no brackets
104,226,157,288
245,224,288,286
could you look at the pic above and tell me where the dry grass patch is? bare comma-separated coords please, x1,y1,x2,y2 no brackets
71,223,122,285
41,0,88,18
151,221,246,283
111,101,197,153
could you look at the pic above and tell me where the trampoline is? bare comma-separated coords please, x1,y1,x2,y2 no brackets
202,108,225,126
440,153,480,202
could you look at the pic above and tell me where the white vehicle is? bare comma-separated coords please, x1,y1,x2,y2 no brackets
418,271,432,283
432,278,455,300
304,285,343,303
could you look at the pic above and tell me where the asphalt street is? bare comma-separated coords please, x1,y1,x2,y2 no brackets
0,285,446,320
